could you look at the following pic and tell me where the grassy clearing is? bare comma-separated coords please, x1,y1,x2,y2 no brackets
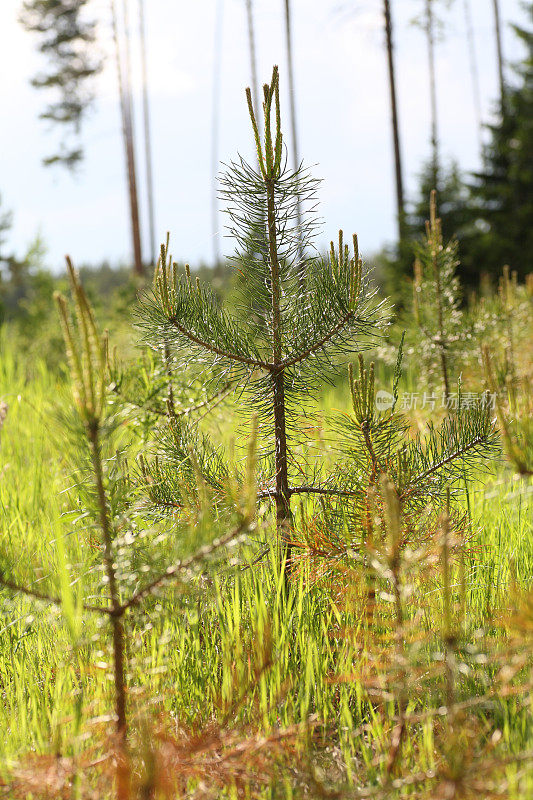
0,326,531,797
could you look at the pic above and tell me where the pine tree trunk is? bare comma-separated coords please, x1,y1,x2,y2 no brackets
283,0,300,173
266,174,292,577
463,0,483,151
283,0,304,286
211,0,224,266
139,0,156,266
87,423,128,738
111,0,143,277
273,369,292,574
492,0,505,111
425,0,439,190
383,0,405,241
244,0,260,125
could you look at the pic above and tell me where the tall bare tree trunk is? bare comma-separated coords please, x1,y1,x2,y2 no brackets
139,0,156,266
110,0,143,277
463,0,483,151
244,0,260,124
283,0,304,285
492,0,505,111
383,0,405,242
425,0,439,191
211,0,224,267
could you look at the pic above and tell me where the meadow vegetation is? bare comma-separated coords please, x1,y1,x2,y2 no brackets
0,69,532,799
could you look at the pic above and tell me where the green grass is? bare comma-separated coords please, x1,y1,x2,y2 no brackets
0,331,532,797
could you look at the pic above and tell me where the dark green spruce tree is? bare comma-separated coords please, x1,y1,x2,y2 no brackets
465,4,533,280
140,67,385,577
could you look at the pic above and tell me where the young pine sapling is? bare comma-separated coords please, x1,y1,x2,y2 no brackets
0,262,256,799
410,190,463,401
140,66,385,577
295,346,499,597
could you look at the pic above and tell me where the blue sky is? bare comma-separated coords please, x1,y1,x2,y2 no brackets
0,0,527,272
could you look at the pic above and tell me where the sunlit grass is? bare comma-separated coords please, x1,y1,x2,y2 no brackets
0,333,531,796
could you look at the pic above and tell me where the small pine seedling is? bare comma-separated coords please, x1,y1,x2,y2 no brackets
409,190,463,400
139,66,386,579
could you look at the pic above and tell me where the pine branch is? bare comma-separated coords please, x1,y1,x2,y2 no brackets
290,485,361,498
255,485,360,500
404,435,485,491
120,520,249,612
173,381,234,418
0,573,112,616
132,381,234,420
280,311,354,369
168,316,272,370
140,416,230,511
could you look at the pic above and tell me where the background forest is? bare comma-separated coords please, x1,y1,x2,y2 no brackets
0,2,532,799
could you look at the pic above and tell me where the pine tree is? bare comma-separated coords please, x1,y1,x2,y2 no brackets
282,1,303,271
411,0,453,190
0,195,46,325
466,5,533,280
492,0,506,110
0,262,256,796
383,0,406,242
139,67,386,579
408,159,470,245
293,347,499,598
0,195,13,271
408,191,463,399
139,0,156,267
340,2,406,247
19,0,102,169
463,0,483,149
477,266,533,476
244,0,260,123
21,0,146,275
424,0,440,190
110,0,144,277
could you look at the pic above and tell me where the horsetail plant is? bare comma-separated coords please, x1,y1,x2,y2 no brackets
140,66,386,579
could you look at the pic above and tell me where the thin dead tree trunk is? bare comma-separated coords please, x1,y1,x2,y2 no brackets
425,0,439,191
244,0,260,125
283,0,304,285
110,0,143,277
383,0,405,242
492,0,505,111
139,0,156,266
122,0,143,274
463,0,483,151
211,0,224,267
